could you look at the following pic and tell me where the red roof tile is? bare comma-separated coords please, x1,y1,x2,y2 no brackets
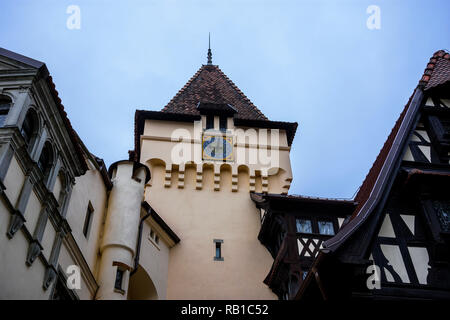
351,50,450,220
420,50,450,90
161,64,268,120
351,93,412,220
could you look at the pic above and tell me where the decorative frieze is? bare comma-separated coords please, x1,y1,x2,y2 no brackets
231,167,238,192
148,159,292,194
164,163,171,188
214,165,220,191
178,163,185,189
195,164,203,190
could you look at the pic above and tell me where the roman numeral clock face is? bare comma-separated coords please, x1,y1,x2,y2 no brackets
202,134,234,161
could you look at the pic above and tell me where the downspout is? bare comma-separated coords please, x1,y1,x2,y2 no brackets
130,206,151,276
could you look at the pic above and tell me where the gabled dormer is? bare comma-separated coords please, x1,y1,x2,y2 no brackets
197,101,236,132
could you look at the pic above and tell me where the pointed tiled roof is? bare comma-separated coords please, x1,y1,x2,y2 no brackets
161,64,268,120
352,50,450,220
420,50,450,90
296,50,450,300
323,49,450,253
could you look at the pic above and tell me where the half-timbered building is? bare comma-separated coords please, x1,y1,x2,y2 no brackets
252,50,450,300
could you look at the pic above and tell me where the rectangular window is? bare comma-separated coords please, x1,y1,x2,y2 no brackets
0,110,8,127
222,136,227,160
114,269,124,290
206,115,214,130
442,119,450,139
216,243,221,258
213,239,223,261
219,116,227,132
296,219,312,234
318,221,335,235
82,202,94,238
432,200,450,232
301,271,308,280
0,100,10,128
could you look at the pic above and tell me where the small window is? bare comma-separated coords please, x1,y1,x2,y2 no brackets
82,202,94,238
219,116,227,132
441,119,450,139
0,95,11,127
37,142,53,179
206,115,214,130
155,235,159,244
318,221,335,235
301,271,308,280
21,109,37,146
114,269,124,290
56,171,67,206
432,200,450,232
214,239,223,261
150,229,154,239
296,219,312,234
215,243,221,259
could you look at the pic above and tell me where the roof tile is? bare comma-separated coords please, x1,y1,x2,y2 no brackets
161,64,268,120
351,49,450,220
419,50,450,90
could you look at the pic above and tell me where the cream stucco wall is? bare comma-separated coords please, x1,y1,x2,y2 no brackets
134,218,171,300
147,181,276,299
65,168,108,275
0,150,107,299
0,200,51,299
140,118,293,299
0,155,50,299
3,155,25,206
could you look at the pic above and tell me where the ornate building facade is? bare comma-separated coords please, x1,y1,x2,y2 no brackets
0,46,448,300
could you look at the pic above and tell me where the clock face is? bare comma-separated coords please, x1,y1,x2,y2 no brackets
202,135,234,161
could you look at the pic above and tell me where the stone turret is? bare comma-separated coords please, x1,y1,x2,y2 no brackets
96,160,150,300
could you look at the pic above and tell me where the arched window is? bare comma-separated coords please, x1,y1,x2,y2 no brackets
38,142,54,180
0,95,12,127
55,170,68,206
21,108,38,147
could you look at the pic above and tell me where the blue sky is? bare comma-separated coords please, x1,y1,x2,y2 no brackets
1,0,449,198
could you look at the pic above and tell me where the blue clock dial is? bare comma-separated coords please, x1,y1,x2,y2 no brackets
202,135,233,161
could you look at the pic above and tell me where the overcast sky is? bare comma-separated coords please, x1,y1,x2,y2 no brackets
1,0,449,198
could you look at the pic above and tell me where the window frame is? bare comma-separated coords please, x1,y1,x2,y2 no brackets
206,115,214,130
219,116,227,132
0,95,11,127
20,108,39,150
317,220,335,236
213,239,224,261
296,218,313,234
114,268,124,291
82,202,94,239
294,216,339,236
422,199,450,240
37,141,54,179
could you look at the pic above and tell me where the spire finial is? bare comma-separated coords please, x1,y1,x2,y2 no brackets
207,33,212,65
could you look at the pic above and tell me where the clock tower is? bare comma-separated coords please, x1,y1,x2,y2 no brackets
133,49,297,299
